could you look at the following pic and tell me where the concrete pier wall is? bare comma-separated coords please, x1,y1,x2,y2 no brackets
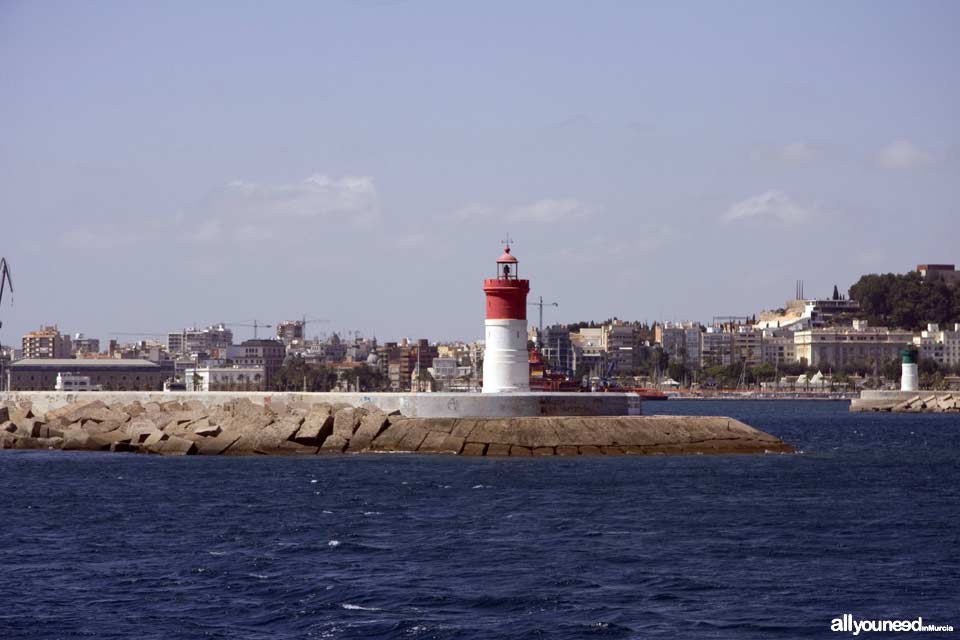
0,390,641,418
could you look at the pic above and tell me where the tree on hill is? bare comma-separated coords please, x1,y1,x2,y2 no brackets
848,271,960,330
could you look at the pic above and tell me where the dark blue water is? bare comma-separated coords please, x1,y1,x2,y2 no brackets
1,401,958,639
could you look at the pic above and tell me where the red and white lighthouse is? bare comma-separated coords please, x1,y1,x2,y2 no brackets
482,241,531,393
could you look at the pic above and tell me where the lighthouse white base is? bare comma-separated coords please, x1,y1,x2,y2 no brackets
901,363,918,392
482,318,530,393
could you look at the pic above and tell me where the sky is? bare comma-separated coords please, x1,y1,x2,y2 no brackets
1,0,958,345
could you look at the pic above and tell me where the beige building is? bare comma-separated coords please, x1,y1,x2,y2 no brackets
22,326,69,359
914,323,960,368
793,321,913,368
232,339,286,389
731,327,763,367
760,333,797,366
700,328,733,368
602,322,635,371
656,322,702,369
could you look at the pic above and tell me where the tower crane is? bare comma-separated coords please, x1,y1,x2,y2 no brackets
222,320,273,340
528,295,558,343
299,316,331,340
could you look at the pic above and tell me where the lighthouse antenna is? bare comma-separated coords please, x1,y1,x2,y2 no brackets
500,233,514,250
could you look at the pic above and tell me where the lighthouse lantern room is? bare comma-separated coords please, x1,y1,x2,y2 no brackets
482,240,531,393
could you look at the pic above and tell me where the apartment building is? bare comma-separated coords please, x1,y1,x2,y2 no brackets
22,326,69,359
914,323,960,368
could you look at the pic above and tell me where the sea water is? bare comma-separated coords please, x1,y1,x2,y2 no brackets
1,400,957,639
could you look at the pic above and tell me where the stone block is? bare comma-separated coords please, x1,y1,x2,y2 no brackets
0,432,17,449
460,442,486,456
156,436,197,455
294,411,333,446
319,434,348,453
532,447,555,456
89,431,132,449
62,431,106,451
36,425,63,439
272,416,305,442
369,422,410,450
332,407,362,439
14,436,42,449
194,424,221,437
347,414,390,451
82,419,125,435
258,441,319,456
198,432,241,455
221,414,273,435
556,446,579,456
125,402,145,418
14,419,42,438
578,446,603,456
396,426,429,452
127,419,161,443
416,431,462,454
0,407,8,423
486,443,510,456
142,430,169,448
509,446,532,456
2,421,15,433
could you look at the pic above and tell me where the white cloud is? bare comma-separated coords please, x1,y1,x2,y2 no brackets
219,174,381,226
876,140,933,170
59,224,140,250
780,142,817,163
723,191,818,224
452,198,599,223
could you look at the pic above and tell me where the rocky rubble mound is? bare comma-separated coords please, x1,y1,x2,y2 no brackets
886,394,960,413
0,399,792,456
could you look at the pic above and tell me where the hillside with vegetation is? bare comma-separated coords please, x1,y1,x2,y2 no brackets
848,271,960,330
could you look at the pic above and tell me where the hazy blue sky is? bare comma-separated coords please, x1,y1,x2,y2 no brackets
2,1,958,344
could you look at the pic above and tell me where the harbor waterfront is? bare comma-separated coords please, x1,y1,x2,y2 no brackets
1,400,956,638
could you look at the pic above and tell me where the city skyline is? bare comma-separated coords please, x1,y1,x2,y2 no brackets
2,1,958,344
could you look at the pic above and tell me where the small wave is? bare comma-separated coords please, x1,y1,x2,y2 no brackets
322,510,333,514
328,540,340,547
472,484,488,489
207,550,227,556
341,603,382,611
249,573,269,579
310,479,318,484
363,511,381,516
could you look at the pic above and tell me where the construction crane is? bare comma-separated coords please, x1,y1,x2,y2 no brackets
299,316,331,340
222,320,273,340
0,257,12,329
109,332,167,338
528,295,558,342
0,257,13,392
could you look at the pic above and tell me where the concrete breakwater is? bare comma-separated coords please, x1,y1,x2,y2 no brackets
850,391,960,413
0,397,793,457
0,391,640,418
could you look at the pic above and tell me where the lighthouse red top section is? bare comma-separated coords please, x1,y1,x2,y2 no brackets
484,244,529,320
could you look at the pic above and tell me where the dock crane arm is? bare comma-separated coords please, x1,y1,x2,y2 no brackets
0,258,12,328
